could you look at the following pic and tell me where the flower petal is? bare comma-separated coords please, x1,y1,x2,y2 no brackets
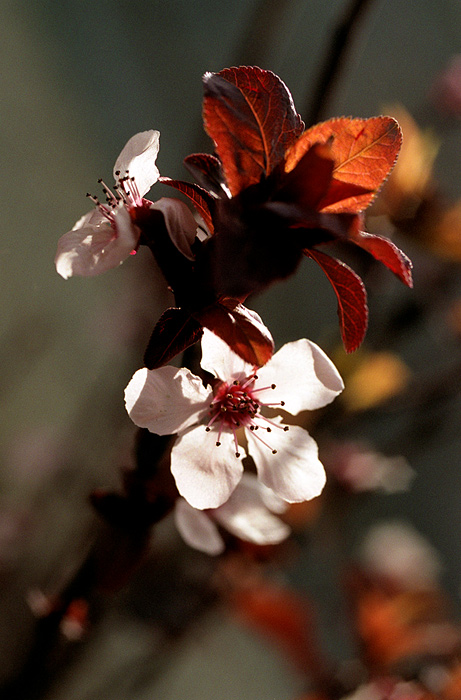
255,339,343,415
174,498,224,555
200,328,254,381
113,130,160,197
55,205,138,279
171,424,245,509
150,198,198,261
214,473,290,545
248,418,326,502
124,366,211,435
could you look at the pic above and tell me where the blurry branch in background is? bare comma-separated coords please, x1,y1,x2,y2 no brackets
304,0,375,124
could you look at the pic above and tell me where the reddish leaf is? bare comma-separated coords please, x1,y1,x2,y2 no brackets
285,117,402,213
351,230,413,287
183,153,227,197
232,582,329,677
196,300,274,366
203,66,304,196
160,177,215,234
304,249,368,353
144,307,204,369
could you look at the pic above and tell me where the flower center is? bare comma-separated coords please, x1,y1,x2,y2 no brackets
205,374,288,457
86,170,144,225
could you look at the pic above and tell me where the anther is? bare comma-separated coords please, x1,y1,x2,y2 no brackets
235,452,240,458
271,384,276,389
272,449,277,454
267,428,271,432
216,441,221,447
283,426,289,431
280,401,285,406
205,427,210,432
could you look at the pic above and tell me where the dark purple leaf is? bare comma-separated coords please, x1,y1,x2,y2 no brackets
144,307,204,369
160,177,215,234
184,153,228,197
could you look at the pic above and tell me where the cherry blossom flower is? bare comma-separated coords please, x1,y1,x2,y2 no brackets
124,328,344,510
174,473,290,555
55,130,198,278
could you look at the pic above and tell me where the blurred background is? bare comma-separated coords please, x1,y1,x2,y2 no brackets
1,1,460,698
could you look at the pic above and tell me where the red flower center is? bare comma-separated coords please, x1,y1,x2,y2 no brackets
205,375,287,457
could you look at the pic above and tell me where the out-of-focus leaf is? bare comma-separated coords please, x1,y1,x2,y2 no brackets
160,177,215,234
143,307,204,369
305,249,368,353
203,66,304,196
196,300,274,366
374,106,439,219
285,117,402,213
232,582,329,677
350,230,413,287
340,350,410,411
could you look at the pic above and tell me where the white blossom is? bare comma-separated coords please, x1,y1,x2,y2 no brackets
125,328,344,510
55,130,197,278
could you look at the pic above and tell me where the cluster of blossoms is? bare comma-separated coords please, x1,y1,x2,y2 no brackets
124,328,343,549
55,66,412,554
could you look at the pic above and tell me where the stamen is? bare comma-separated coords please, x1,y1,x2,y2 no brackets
248,428,277,453
252,384,277,393
230,425,240,458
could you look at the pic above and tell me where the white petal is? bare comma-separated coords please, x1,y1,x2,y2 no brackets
54,206,138,279
174,498,224,555
124,366,211,435
171,425,245,509
257,480,289,514
150,198,197,260
255,339,344,415
113,130,160,197
213,474,290,545
248,417,326,502
200,328,254,381
72,208,106,230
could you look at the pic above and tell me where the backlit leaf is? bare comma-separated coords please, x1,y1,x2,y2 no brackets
350,230,413,287
304,249,368,353
285,117,402,213
196,299,274,366
203,66,304,196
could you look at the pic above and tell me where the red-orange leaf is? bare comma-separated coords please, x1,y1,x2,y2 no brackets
203,66,304,196
196,300,274,366
305,249,368,353
285,117,402,213
160,177,215,234
351,230,413,287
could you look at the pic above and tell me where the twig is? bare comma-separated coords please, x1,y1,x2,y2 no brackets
305,0,375,125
